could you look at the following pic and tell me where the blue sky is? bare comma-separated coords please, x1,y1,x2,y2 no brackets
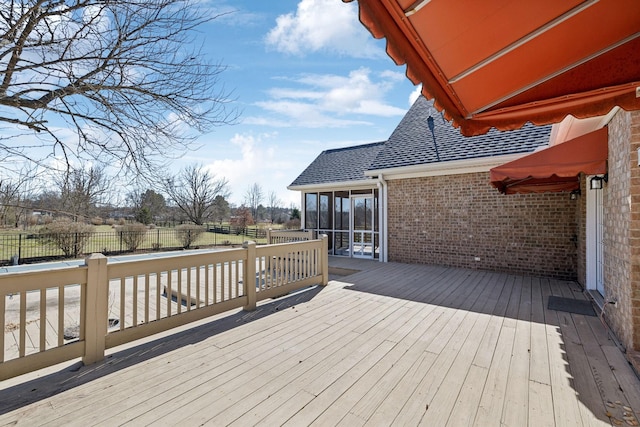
180,0,420,207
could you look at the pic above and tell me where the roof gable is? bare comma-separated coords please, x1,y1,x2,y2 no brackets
289,141,385,187
290,96,552,188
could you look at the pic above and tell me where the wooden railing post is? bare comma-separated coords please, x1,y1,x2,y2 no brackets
84,253,109,365
321,234,329,285
266,228,272,245
243,241,257,311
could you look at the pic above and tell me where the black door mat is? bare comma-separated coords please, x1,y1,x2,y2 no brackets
547,295,596,316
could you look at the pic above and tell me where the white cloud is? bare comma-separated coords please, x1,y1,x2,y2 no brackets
205,132,301,206
201,2,262,26
265,0,383,58
251,100,372,128
248,68,407,128
409,85,422,106
380,70,407,82
267,88,323,101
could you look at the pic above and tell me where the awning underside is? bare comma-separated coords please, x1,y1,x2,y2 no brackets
347,0,640,136
490,127,608,194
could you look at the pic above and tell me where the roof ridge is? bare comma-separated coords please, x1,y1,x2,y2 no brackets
322,140,386,155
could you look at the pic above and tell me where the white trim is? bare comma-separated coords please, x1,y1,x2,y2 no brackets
349,194,376,260
377,175,388,262
600,107,621,127
549,107,619,145
404,0,431,16
586,179,597,292
299,192,305,229
288,179,377,192
364,152,534,180
586,175,606,298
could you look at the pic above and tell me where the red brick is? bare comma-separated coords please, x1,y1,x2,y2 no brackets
387,172,577,280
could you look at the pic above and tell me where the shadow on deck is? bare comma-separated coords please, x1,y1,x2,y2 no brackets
1,258,639,426
0,285,325,415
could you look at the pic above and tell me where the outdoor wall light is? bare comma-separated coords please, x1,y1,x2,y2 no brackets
589,174,608,190
570,189,580,200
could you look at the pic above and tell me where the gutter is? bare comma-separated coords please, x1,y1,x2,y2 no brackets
288,179,377,192
299,191,305,230
377,174,388,262
364,152,531,180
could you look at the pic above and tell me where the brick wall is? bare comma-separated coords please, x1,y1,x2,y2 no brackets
632,111,640,351
576,174,589,288
387,172,577,280
605,109,639,351
576,175,587,287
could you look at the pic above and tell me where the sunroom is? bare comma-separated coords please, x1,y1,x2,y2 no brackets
289,142,385,260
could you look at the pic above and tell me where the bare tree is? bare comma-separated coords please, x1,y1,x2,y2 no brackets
0,163,40,227
54,165,111,220
164,164,230,225
267,190,281,223
0,178,20,226
244,183,263,221
33,190,63,215
0,0,237,174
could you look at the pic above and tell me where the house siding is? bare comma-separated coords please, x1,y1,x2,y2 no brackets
605,109,640,352
387,172,577,280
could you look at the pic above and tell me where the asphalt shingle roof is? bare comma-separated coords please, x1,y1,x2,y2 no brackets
368,96,552,171
290,96,552,187
289,141,385,187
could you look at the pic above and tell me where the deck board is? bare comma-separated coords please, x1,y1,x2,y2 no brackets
541,278,589,427
1,259,639,427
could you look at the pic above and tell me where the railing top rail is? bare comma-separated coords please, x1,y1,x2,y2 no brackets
0,265,88,293
268,229,309,235
107,247,247,278
256,238,322,254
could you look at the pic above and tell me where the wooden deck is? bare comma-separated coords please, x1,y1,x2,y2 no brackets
1,259,639,426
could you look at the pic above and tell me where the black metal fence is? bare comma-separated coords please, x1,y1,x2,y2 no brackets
0,225,269,266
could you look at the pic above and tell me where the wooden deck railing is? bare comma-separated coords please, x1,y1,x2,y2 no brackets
0,237,328,381
266,229,314,244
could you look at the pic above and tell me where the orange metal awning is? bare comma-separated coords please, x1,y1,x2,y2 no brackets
346,0,640,136
490,127,608,194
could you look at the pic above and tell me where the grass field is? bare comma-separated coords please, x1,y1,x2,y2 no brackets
0,224,272,265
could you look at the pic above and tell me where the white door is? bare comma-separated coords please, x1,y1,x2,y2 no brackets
351,196,374,259
586,176,605,297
